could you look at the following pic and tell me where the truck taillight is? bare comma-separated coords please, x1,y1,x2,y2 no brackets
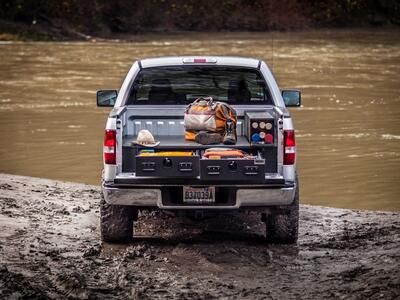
284,130,296,165
104,130,116,165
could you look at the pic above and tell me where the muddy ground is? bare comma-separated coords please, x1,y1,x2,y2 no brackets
0,173,399,299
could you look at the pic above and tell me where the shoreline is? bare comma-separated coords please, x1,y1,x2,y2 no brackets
0,172,399,298
1,21,399,42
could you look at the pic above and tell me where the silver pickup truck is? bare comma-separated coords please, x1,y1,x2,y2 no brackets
97,56,301,244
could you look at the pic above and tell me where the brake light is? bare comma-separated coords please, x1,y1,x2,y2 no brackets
182,57,217,64
194,58,207,63
104,130,116,165
284,130,296,165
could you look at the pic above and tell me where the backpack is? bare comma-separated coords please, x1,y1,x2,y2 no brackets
184,97,237,141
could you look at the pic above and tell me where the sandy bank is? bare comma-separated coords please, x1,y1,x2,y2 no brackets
0,173,399,299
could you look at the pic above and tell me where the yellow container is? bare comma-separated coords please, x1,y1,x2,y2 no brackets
138,151,193,157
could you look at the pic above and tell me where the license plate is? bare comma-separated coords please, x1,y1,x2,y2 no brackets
183,186,215,204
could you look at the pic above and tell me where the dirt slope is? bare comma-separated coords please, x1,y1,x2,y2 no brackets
0,173,399,299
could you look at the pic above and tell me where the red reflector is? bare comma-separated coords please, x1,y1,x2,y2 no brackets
284,130,296,165
104,130,116,165
193,58,207,63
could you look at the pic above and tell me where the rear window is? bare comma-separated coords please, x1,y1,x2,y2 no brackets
126,66,273,105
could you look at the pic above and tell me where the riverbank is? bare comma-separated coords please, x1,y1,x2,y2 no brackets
0,19,399,42
0,173,399,299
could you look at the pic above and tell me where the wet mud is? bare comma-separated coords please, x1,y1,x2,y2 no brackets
0,173,399,299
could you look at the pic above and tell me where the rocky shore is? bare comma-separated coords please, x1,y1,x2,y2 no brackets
0,173,399,299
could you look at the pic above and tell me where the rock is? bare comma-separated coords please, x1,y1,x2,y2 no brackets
53,272,88,299
83,245,101,257
55,207,70,215
143,251,155,261
0,264,8,273
72,206,84,213
0,183,13,190
125,244,148,259
46,249,61,260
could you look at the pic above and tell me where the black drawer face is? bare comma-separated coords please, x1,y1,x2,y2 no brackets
200,159,265,181
136,156,199,177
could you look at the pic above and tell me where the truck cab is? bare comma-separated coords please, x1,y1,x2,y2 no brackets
97,56,301,243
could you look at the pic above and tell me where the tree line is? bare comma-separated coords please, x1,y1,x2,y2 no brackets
0,0,399,39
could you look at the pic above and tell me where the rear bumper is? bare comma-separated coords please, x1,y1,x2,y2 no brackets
102,182,296,209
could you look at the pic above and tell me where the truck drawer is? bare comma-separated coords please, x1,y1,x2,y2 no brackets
200,159,266,181
136,156,199,177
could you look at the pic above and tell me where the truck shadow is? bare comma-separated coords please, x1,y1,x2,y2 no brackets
103,229,299,269
134,210,267,244
102,211,299,270
104,211,298,263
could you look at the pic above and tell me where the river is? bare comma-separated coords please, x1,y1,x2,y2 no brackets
0,29,399,211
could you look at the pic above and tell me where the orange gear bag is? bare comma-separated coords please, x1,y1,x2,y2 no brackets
184,97,236,141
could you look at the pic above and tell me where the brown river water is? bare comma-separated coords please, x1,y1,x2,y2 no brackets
0,29,399,211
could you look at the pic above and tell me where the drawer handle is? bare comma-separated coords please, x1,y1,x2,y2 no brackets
141,162,155,172
207,166,221,175
244,166,259,175
179,162,193,172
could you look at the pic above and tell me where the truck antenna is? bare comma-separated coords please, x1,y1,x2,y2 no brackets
269,1,274,71
271,30,274,71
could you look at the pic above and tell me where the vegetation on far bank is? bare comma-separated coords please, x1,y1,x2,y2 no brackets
0,0,399,40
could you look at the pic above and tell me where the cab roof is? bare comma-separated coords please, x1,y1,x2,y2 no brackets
139,56,261,69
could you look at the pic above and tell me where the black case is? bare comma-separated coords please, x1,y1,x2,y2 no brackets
244,111,276,145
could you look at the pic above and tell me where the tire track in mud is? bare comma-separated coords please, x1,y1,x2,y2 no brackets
0,173,399,299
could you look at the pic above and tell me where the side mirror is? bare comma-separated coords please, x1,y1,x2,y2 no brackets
96,90,118,107
282,89,301,107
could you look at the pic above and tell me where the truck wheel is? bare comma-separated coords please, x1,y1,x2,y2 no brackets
265,178,299,244
100,193,137,243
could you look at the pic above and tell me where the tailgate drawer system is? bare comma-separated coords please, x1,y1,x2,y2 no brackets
136,155,266,181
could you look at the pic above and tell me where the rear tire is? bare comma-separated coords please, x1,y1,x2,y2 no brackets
265,178,299,244
100,192,137,243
